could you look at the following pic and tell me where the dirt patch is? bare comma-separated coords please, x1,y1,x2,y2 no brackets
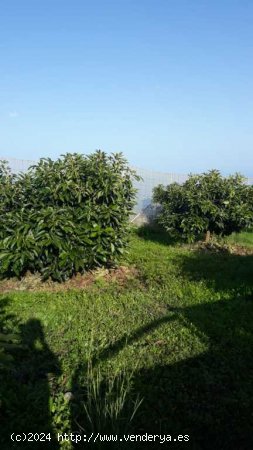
229,245,253,256
0,266,139,293
193,241,253,256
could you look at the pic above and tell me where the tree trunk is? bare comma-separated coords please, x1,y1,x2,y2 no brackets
205,230,211,243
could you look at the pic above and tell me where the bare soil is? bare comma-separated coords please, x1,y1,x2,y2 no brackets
0,265,139,293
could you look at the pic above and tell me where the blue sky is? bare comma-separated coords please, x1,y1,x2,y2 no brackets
0,0,253,175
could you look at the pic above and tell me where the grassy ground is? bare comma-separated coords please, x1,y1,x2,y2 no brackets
1,228,253,449
226,229,253,247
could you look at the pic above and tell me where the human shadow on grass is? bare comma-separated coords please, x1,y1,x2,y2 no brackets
132,294,253,450
70,312,177,449
0,298,61,450
70,275,253,448
129,251,253,449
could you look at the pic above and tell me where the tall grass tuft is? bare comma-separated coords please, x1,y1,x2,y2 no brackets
77,361,142,448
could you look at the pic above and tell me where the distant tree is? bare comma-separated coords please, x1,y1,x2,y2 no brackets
153,170,253,242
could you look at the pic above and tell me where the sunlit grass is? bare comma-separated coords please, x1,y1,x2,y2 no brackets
226,229,253,247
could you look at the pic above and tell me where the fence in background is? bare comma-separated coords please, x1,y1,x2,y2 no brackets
0,157,36,174
1,156,253,217
131,166,189,214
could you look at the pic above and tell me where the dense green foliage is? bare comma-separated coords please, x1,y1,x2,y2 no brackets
153,169,253,242
0,152,138,280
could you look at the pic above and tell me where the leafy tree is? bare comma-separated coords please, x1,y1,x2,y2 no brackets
0,152,139,281
153,170,253,243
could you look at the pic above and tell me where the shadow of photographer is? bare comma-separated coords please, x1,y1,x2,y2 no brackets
0,297,61,449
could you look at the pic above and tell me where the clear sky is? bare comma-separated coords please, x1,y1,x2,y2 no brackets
1,0,253,175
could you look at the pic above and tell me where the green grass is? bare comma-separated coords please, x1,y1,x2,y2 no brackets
226,229,253,247
1,228,253,449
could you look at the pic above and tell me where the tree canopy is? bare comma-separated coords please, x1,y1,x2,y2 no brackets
153,170,253,242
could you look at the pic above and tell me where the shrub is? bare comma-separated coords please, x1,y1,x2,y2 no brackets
0,151,139,281
153,170,253,242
